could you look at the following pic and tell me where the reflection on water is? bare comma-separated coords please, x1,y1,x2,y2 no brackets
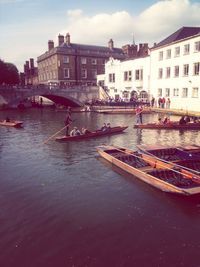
1,109,200,267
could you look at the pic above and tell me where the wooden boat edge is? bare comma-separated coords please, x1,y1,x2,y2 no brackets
97,146,200,196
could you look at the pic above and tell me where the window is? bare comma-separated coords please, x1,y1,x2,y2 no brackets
91,58,97,65
109,73,115,82
175,46,180,57
166,67,171,78
158,68,163,79
165,88,170,97
183,64,189,76
158,88,162,97
124,71,132,81
63,56,69,63
174,66,179,77
192,87,199,98
194,62,200,75
135,69,143,80
159,51,163,60
91,69,97,79
173,88,179,97
166,49,171,59
182,88,188,98
122,91,129,99
81,68,87,78
194,41,200,52
184,44,190,55
64,68,70,78
81,57,87,64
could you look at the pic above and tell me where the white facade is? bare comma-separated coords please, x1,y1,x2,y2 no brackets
150,33,200,111
97,27,200,112
97,57,150,101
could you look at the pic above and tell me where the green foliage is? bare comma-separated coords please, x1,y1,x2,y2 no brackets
0,59,19,85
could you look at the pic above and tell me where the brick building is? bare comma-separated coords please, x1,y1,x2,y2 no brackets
36,33,148,87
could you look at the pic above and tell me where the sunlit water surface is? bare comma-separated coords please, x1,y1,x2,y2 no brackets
1,109,200,267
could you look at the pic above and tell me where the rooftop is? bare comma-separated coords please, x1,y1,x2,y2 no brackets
153,26,200,49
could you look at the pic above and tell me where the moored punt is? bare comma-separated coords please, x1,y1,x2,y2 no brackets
96,108,151,114
0,120,23,127
97,145,200,195
138,144,200,161
137,144,200,178
134,122,200,130
55,126,128,142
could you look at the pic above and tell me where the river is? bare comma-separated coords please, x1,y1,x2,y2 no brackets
1,108,200,267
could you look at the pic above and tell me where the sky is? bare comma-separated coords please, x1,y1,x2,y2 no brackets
0,0,200,72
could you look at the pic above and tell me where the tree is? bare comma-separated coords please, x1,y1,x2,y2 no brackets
0,59,7,84
0,59,19,85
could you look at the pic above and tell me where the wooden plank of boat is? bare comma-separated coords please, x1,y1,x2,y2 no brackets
137,144,200,161
55,126,128,141
137,144,200,180
134,122,200,130
96,145,200,195
0,120,23,127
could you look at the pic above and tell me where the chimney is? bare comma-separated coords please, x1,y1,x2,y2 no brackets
30,58,34,75
24,61,30,75
108,39,114,50
65,33,70,46
48,40,54,51
30,58,34,69
58,34,64,46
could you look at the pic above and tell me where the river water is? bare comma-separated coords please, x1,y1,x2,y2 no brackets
1,108,200,267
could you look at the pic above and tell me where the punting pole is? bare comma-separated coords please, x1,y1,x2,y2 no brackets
43,125,67,144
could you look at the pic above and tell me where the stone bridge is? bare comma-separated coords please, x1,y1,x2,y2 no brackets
0,86,106,107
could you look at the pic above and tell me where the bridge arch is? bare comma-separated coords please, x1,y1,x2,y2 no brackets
40,94,82,107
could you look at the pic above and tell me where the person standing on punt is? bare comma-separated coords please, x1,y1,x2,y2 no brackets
65,112,72,136
135,105,143,124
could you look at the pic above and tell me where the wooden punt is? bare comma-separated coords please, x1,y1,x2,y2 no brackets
134,122,200,130
0,120,23,127
97,145,200,195
137,144,200,180
96,108,151,114
138,144,200,161
55,126,128,142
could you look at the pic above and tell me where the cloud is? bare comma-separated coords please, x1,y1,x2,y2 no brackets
135,0,200,42
61,0,200,47
1,0,200,72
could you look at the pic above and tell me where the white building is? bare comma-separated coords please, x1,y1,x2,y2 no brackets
98,26,200,112
97,56,150,101
150,26,200,111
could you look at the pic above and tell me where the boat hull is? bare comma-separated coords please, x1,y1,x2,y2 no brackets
97,145,200,195
134,122,200,130
0,121,23,127
56,126,128,141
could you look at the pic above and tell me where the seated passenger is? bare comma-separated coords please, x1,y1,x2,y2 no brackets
5,117,10,122
70,127,81,136
106,123,111,130
81,127,91,134
101,123,107,131
163,117,170,124
158,117,162,124
179,116,186,125
185,116,191,123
